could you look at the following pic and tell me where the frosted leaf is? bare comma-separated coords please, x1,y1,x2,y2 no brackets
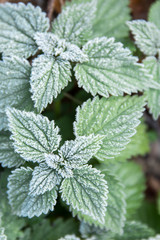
0,56,33,131
144,236,160,240
59,135,104,168
102,170,126,234
6,108,61,163
8,167,57,218
149,1,160,29
74,37,159,98
34,32,88,62
29,163,61,196
127,20,160,56
0,3,49,58
58,235,80,240
30,54,72,112
143,57,160,120
74,95,146,161
52,1,96,46
92,0,130,39
0,131,25,168
60,165,108,225
0,228,7,240
45,154,61,169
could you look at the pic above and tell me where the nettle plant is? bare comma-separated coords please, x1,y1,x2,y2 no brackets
0,0,160,239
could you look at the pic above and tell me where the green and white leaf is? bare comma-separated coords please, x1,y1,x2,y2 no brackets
74,95,146,161
0,3,49,58
92,0,130,39
31,54,72,112
59,135,104,168
149,0,160,29
6,108,61,163
74,37,158,98
0,131,25,168
127,20,160,56
8,167,57,218
143,57,160,120
34,32,88,63
110,161,145,218
29,163,61,196
115,122,150,162
60,165,108,225
52,1,96,46
0,56,33,131
58,235,80,240
0,228,7,240
102,169,126,234
144,235,160,240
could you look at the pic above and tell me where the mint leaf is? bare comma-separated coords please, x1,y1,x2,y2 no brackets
149,1,160,29
74,37,158,97
0,56,33,131
8,167,57,218
31,55,72,112
127,20,160,56
6,108,61,163
74,95,146,161
29,163,61,196
60,165,108,225
0,3,49,58
143,57,160,120
0,131,25,168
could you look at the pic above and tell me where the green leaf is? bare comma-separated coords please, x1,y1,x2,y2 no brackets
34,32,88,63
0,228,7,240
0,3,49,58
74,95,146,161
31,54,72,112
0,131,25,168
114,122,150,162
145,235,160,240
60,165,108,225
59,135,104,168
52,1,96,46
111,161,145,218
0,56,33,130
6,108,61,163
127,20,160,56
74,37,158,98
102,170,126,234
58,235,80,240
92,0,130,39
8,167,57,218
143,57,160,120
29,163,61,196
158,192,160,215
148,0,160,29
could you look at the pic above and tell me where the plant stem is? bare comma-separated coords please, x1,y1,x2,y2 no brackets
63,92,82,104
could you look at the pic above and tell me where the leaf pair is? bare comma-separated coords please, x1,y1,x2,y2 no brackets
6,107,108,225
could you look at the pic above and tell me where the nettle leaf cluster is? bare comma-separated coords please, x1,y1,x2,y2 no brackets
0,0,160,239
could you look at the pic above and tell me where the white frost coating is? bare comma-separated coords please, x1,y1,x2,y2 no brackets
144,236,160,240
149,1,160,29
6,108,61,163
74,95,146,161
127,20,160,56
143,57,160,120
58,235,80,240
60,165,108,225
8,167,57,218
0,56,33,131
0,131,25,168
29,163,61,196
52,0,97,46
30,54,72,113
0,3,49,58
74,36,160,98
0,227,7,240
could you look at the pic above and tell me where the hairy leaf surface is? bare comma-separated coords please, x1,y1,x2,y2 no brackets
0,56,33,130
61,165,108,224
8,167,57,218
75,37,158,97
31,54,72,112
74,95,146,161
127,20,160,56
149,1,160,29
52,1,96,46
6,108,61,163
143,57,160,120
0,131,25,168
0,3,49,58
